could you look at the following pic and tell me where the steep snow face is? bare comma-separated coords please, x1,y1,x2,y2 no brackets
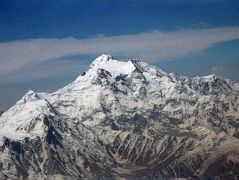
46,54,239,136
0,90,51,143
0,54,239,179
50,54,174,116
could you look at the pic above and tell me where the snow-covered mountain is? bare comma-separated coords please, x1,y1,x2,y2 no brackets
1,54,239,179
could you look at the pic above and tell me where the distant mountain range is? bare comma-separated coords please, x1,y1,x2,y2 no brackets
0,54,239,179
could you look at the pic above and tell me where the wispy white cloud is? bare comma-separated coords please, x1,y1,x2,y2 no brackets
0,59,89,85
1,26,239,81
210,65,224,74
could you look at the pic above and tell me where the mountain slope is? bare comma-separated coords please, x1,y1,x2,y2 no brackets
0,54,239,179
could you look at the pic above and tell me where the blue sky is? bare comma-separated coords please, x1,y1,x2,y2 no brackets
1,0,239,110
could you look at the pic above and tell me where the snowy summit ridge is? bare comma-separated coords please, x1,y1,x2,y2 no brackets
0,54,239,179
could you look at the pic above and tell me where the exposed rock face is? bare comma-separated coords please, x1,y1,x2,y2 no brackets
0,54,239,179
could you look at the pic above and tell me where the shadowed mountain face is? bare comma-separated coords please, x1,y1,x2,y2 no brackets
0,54,239,179
0,111,3,116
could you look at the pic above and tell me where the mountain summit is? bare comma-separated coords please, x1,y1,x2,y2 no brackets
0,54,239,179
